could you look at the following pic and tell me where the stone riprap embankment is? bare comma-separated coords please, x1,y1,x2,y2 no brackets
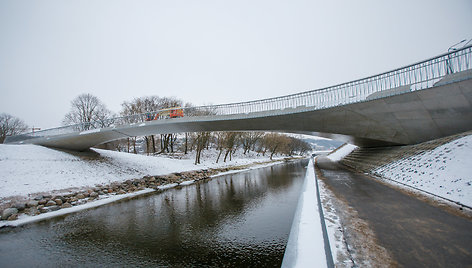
0,166,249,222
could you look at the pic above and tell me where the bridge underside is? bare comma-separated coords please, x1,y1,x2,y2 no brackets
11,78,472,150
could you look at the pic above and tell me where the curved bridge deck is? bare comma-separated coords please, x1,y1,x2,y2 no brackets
5,46,472,150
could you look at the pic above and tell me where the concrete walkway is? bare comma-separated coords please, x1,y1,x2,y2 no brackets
316,157,472,267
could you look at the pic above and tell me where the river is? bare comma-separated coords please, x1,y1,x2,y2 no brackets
0,159,308,267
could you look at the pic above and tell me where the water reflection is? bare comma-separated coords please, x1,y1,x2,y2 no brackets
0,160,308,267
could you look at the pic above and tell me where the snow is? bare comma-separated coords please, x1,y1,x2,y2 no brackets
327,143,357,161
79,129,100,135
0,144,285,200
373,135,472,207
286,133,333,141
318,178,352,267
312,150,333,155
282,158,328,268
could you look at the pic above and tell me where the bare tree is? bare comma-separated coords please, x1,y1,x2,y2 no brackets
63,93,113,130
183,132,189,154
287,137,312,155
121,96,184,154
240,132,264,154
222,132,239,162
263,133,291,160
193,132,210,164
0,113,28,143
121,97,151,153
215,132,226,163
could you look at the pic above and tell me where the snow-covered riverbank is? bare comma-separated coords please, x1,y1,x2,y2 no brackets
0,159,291,228
0,144,289,200
0,144,302,225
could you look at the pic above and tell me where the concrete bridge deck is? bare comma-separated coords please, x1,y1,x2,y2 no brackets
5,46,472,150
6,77,472,151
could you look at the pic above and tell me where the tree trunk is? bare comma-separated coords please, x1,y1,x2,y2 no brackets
195,134,202,165
160,134,164,152
184,133,188,154
216,149,223,163
165,134,170,153
159,134,170,153
144,136,149,155
170,134,176,153
270,145,278,160
195,148,200,165
151,135,156,154
223,149,230,162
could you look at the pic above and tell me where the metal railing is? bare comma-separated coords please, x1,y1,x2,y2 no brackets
5,45,472,143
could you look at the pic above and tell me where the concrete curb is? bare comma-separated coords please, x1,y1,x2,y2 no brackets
282,157,334,268
314,157,335,268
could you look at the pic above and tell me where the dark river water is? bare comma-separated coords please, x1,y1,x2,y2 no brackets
0,159,308,267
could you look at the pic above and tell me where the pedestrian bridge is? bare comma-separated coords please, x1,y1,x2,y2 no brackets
5,46,472,150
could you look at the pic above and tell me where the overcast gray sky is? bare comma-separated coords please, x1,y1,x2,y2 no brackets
1,0,471,129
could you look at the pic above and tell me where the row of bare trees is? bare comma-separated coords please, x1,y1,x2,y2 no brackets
103,130,311,164
192,131,311,163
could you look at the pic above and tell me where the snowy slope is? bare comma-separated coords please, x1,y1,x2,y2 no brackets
373,135,472,207
0,144,282,199
327,144,357,161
